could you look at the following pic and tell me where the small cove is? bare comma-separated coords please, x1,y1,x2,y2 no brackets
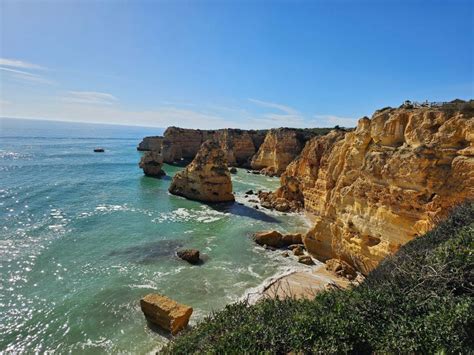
0,119,310,353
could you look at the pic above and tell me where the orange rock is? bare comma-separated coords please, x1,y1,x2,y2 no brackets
140,293,193,335
169,140,234,202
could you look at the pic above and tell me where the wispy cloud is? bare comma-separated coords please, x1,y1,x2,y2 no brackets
0,58,46,70
314,114,357,127
248,98,306,126
0,58,53,85
248,98,299,115
61,91,118,105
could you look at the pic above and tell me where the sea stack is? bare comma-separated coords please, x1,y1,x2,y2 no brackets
169,140,235,202
139,151,166,178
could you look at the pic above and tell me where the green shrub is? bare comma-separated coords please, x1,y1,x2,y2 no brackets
165,202,474,354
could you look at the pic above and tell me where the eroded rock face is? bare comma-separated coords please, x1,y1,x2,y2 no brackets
139,151,166,178
250,128,331,176
147,127,267,166
256,130,347,211
140,293,193,335
137,136,163,151
169,140,234,202
294,102,474,275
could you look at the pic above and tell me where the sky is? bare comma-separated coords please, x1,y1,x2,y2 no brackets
0,0,472,129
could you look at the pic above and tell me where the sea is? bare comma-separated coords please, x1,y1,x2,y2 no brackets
0,118,310,353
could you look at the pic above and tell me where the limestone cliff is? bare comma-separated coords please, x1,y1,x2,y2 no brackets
250,128,331,176
138,127,267,167
137,136,163,151
259,129,347,210
169,140,234,202
276,100,474,275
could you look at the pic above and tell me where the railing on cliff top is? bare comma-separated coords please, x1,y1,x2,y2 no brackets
401,100,449,108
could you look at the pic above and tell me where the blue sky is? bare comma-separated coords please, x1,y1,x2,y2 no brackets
0,0,472,129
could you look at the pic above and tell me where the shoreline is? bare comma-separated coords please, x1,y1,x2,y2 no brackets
241,260,352,305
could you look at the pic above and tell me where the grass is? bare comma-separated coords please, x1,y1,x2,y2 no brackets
164,201,473,354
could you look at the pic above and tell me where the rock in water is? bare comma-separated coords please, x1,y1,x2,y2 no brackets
298,255,315,265
177,249,200,264
253,230,284,248
139,151,166,178
229,167,238,174
253,231,303,249
140,293,193,335
169,140,234,202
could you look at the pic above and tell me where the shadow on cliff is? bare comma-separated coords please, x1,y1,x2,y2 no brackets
207,202,280,224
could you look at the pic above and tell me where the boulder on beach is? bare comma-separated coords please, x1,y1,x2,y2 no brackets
177,249,200,264
325,259,357,280
140,293,193,335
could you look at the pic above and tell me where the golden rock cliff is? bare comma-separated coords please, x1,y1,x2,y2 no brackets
277,102,474,275
139,127,267,167
250,128,329,176
169,140,235,202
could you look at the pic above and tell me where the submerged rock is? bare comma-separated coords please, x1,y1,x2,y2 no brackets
169,140,235,202
140,293,193,335
139,151,166,178
177,249,200,264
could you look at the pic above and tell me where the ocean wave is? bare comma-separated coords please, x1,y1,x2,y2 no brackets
152,206,229,224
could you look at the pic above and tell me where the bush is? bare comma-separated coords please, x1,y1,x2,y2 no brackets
165,202,474,354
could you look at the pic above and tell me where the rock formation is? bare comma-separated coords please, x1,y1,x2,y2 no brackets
138,127,267,167
137,136,163,151
169,140,235,202
140,293,193,335
272,100,474,275
258,130,347,211
139,151,166,178
250,128,332,176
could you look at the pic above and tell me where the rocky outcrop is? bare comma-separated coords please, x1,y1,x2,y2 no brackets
214,129,267,167
258,130,347,211
140,293,193,334
250,128,332,176
139,151,166,178
275,101,474,275
139,127,267,166
137,136,163,151
169,140,234,202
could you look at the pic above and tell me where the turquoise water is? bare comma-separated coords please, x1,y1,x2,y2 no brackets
0,118,309,353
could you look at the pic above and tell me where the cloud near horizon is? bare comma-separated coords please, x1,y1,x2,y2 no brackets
0,58,358,129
